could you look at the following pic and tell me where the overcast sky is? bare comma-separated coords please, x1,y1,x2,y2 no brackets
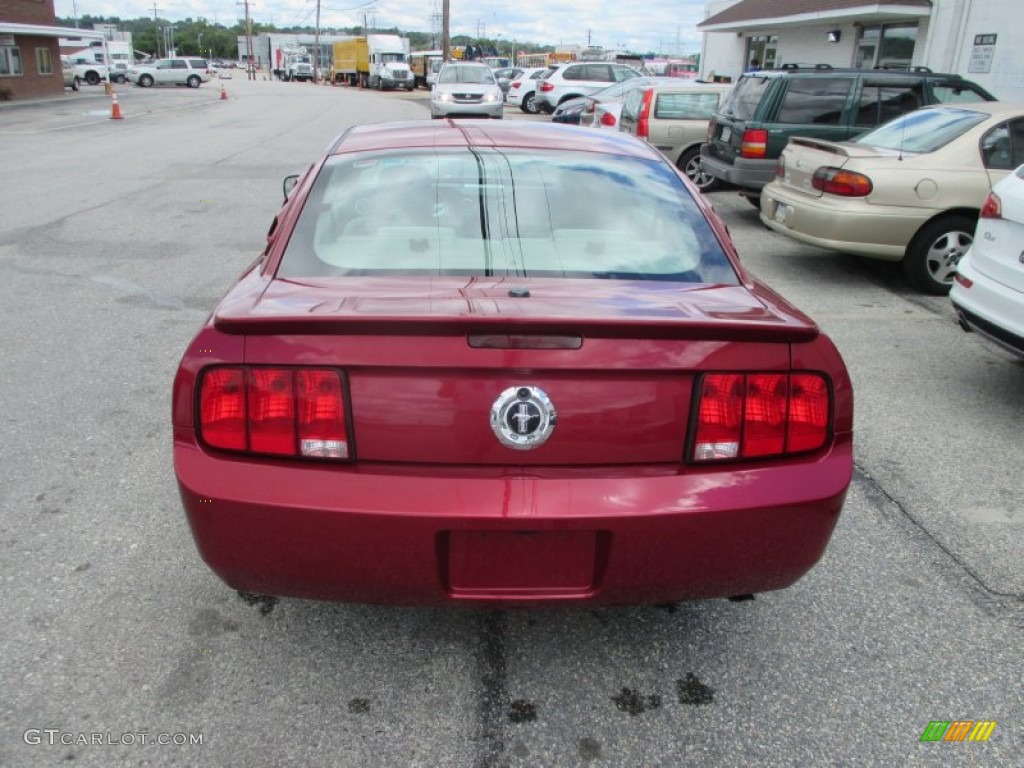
54,0,711,55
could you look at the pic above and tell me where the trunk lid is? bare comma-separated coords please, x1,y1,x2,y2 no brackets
776,137,882,197
217,276,813,466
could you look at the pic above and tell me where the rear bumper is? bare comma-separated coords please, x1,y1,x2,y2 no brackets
699,146,775,192
175,432,852,606
760,185,923,261
951,254,1024,359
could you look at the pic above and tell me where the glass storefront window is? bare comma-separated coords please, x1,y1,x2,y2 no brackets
746,35,778,70
855,23,918,69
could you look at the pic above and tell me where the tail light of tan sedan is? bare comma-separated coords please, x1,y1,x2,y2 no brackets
811,167,873,197
199,367,351,460
690,372,831,462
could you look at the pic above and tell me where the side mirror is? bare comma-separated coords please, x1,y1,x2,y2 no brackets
283,174,300,200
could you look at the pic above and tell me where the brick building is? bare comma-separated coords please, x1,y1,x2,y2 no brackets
0,0,101,100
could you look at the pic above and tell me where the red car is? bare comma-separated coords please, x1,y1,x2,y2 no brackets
173,120,853,606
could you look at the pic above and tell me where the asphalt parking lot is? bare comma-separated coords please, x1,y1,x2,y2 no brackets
1,76,1021,767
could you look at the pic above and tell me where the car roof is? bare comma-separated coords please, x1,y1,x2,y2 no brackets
745,67,971,79
332,121,662,160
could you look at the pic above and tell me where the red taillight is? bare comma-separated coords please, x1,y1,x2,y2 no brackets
692,374,742,460
199,369,246,451
637,88,653,139
980,191,1002,219
511,81,522,90
248,368,296,455
198,367,350,460
742,373,788,457
691,372,830,462
740,129,768,159
538,81,554,92
296,369,349,459
600,110,616,127
811,166,873,197
786,374,830,453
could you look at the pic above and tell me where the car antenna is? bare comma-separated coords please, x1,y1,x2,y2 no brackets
899,111,907,162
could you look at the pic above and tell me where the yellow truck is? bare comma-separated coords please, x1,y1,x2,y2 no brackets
332,35,413,90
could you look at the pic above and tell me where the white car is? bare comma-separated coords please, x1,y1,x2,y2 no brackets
951,164,1024,359
506,67,549,114
534,61,643,115
430,62,503,120
128,58,212,88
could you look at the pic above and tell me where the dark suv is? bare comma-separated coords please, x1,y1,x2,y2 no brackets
700,67,996,204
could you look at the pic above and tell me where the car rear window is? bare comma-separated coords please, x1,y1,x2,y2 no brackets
188,59,208,69
853,107,988,153
719,75,770,120
279,149,738,285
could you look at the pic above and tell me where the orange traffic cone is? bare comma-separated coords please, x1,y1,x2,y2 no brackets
220,84,228,101
110,91,123,120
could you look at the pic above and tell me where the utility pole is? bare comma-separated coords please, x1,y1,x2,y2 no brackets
151,3,161,58
238,0,255,80
441,0,450,61
313,0,321,83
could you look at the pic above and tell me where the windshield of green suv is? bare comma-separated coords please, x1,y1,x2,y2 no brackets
279,148,738,284
853,107,988,153
720,75,769,120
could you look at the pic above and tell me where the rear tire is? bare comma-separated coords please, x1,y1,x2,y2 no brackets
71,77,80,91
139,74,154,88
186,74,200,88
743,194,761,210
903,214,975,295
85,71,100,86
522,93,538,114
678,147,720,192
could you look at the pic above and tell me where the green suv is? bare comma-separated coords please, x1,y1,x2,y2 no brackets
699,67,996,204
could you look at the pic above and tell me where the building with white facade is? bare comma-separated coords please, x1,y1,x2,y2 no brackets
699,0,1023,100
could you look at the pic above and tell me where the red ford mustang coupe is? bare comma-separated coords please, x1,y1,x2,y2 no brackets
173,120,853,606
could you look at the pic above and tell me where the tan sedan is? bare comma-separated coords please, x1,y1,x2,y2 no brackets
760,102,1024,294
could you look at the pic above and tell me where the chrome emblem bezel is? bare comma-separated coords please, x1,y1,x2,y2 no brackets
490,386,557,450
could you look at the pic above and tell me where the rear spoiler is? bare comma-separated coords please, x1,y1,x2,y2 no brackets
787,137,851,156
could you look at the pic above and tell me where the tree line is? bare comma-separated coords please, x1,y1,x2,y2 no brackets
57,15,552,61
